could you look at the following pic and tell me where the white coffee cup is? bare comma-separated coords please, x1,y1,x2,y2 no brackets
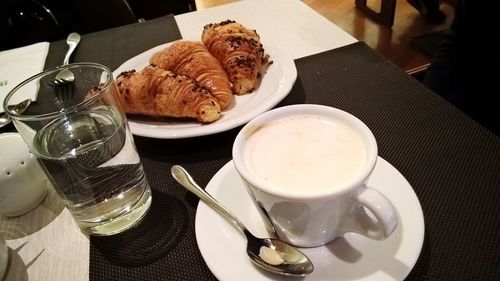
233,104,397,247
0,133,48,217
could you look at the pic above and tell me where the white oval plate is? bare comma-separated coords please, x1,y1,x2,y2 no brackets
195,158,425,281
113,41,297,139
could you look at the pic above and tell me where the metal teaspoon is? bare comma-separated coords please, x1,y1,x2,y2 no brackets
54,32,81,84
0,98,32,128
171,165,314,276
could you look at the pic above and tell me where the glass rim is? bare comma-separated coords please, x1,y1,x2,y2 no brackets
3,62,113,121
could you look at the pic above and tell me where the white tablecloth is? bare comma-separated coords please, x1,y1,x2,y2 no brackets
0,42,49,113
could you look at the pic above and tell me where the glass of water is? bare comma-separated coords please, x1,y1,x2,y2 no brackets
3,62,152,236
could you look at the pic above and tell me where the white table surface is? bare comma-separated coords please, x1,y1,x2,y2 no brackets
176,0,357,60
0,1,356,280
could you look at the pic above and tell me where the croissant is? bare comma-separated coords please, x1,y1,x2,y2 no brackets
116,66,221,123
150,40,233,110
202,20,269,95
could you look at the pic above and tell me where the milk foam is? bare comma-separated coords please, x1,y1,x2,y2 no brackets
245,114,367,193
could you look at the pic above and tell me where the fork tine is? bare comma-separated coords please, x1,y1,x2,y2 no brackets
53,79,75,108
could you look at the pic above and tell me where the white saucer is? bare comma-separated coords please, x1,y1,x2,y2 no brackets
195,157,424,281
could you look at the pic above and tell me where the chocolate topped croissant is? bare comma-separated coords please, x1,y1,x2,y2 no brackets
202,20,269,95
150,40,233,110
116,66,221,123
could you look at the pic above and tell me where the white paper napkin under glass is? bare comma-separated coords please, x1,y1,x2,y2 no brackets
0,42,49,113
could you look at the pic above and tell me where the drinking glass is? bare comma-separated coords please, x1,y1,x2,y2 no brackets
3,63,152,235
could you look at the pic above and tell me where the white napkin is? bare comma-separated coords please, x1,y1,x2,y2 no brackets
0,42,49,113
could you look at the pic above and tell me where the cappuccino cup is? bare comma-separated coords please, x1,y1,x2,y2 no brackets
232,104,397,247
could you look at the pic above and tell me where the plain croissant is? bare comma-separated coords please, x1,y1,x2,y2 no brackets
150,40,233,110
202,20,269,95
116,66,221,123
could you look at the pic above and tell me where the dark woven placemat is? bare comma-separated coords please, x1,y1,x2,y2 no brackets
44,15,182,71
41,14,219,281
55,28,499,280
285,42,500,280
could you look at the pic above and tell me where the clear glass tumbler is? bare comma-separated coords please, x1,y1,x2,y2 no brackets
3,62,152,235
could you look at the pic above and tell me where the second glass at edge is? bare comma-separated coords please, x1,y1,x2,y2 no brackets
3,62,152,236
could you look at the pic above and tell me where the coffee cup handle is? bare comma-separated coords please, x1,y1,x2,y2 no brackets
341,186,398,240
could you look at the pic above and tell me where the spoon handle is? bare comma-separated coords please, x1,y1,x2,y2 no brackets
171,165,247,234
63,33,80,65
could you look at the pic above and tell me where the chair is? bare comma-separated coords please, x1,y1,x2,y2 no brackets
70,0,196,33
127,0,196,20
355,0,397,27
0,0,63,50
70,0,138,33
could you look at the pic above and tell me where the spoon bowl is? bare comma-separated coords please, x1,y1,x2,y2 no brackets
54,68,76,85
171,165,314,276
0,99,32,128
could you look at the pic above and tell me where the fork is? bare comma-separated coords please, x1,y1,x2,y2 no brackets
54,32,81,85
53,33,80,106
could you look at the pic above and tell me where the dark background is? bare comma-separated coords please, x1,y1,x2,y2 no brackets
0,0,196,51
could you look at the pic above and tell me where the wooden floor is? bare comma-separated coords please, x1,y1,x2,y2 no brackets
195,0,455,71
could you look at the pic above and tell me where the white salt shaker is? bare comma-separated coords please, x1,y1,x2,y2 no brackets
0,133,48,217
